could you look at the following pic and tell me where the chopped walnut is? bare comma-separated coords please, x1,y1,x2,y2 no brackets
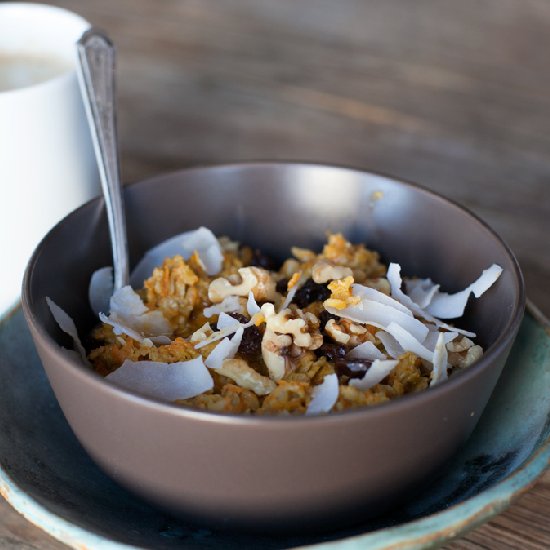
208,266,276,303
325,319,350,344
312,260,353,284
261,328,293,380
279,258,302,278
447,336,475,353
325,318,369,346
291,247,316,262
261,303,322,350
218,358,276,395
449,345,483,368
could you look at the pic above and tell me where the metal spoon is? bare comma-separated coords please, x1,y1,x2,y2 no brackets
76,28,129,290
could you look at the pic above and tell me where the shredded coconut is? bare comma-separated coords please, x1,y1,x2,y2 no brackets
106,357,213,401
203,295,241,318
205,328,244,370
349,359,399,391
46,297,89,364
130,226,223,285
347,341,386,361
431,332,449,386
88,266,113,316
306,374,339,415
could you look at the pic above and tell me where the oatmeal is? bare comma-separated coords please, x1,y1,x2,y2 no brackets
60,227,502,415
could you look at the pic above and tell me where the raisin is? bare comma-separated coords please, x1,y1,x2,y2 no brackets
334,359,372,379
276,278,289,294
316,342,347,362
292,278,330,309
247,247,278,271
226,312,263,357
238,324,263,358
228,312,249,324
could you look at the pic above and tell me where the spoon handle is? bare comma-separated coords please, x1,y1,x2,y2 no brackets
77,28,129,290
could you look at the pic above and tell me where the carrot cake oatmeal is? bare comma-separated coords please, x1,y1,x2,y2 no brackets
47,227,502,415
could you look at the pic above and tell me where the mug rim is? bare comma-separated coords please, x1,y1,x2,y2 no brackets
0,2,90,97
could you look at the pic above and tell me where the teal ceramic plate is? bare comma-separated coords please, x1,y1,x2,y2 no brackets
1,303,549,549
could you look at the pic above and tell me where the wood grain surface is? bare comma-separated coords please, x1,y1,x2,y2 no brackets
1,1,548,548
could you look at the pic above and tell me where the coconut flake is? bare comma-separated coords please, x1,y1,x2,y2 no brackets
101,286,172,346
347,341,386,361
352,284,413,316
110,286,148,317
385,322,433,362
405,278,440,308
246,291,261,316
89,266,114,316
217,312,241,331
106,357,213,401
326,300,429,342
349,359,399,391
205,328,244,370
193,325,239,349
423,330,458,352
387,263,476,338
376,331,404,359
203,296,241,318
46,297,89,363
194,313,252,350
426,264,503,319
280,285,298,311
306,373,339,415
130,226,223,285
430,332,449,386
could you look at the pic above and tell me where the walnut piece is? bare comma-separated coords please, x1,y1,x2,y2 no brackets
291,247,316,262
325,318,368,346
208,266,276,303
218,358,276,395
261,304,322,350
448,344,483,368
312,260,353,284
325,319,350,344
261,328,293,380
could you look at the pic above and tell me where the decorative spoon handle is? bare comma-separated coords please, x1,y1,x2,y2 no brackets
77,28,129,290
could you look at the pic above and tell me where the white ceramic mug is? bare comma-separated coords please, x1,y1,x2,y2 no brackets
0,3,100,315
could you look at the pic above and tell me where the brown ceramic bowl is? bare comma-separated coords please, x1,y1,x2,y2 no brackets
22,163,524,532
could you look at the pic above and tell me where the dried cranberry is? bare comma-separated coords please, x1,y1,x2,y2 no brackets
334,359,372,379
276,278,289,294
248,247,278,271
292,278,330,309
316,342,347,362
228,312,249,324
238,324,262,358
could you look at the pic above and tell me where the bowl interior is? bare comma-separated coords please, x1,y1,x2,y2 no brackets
25,163,523,370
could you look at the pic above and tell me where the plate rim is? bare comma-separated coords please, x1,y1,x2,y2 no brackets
0,302,548,550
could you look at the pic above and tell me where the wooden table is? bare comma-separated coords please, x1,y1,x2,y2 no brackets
2,1,549,547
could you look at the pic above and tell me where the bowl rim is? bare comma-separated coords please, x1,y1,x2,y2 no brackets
22,161,526,426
